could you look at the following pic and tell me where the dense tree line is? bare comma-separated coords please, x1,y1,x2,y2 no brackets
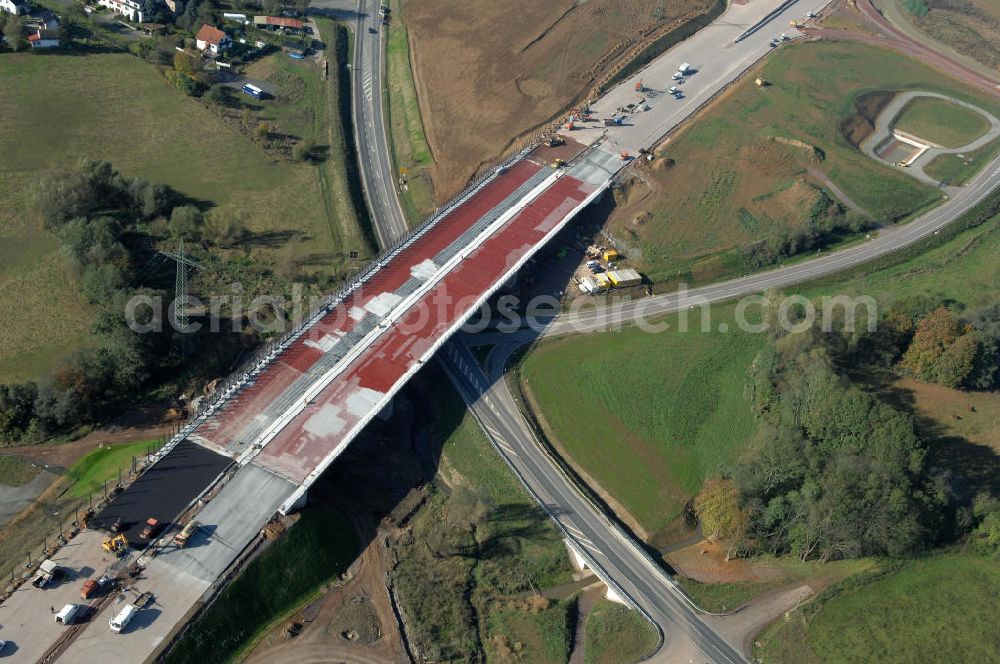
696,293,1000,561
0,161,174,444
736,331,945,561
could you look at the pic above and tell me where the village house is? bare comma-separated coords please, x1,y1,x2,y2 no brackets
195,23,231,55
97,0,145,23
27,28,59,48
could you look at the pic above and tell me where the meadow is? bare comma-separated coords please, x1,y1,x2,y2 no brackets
385,2,436,224
0,40,366,383
754,553,1000,663
583,599,659,664
519,307,764,539
892,96,991,148
608,40,1000,285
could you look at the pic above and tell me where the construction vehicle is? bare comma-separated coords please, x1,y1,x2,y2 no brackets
174,520,201,548
620,151,630,161
551,158,567,169
546,135,565,148
634,79,643,92
102,533,129,557
140,518,161,539
81,579,99,599
31,559,61,588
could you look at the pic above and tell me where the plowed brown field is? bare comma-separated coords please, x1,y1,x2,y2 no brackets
403,0,714,198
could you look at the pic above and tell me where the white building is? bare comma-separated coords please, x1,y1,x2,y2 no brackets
0,0,29,15
195,24,230,55
97,0,144,23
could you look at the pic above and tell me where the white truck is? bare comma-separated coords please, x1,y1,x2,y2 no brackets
56,604,82,625
31,560,61,588
110,604,138,633
677,62,692,75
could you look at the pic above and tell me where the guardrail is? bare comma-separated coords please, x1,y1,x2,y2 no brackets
149,143,539,467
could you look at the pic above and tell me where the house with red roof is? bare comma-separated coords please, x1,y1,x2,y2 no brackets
195,24,230,55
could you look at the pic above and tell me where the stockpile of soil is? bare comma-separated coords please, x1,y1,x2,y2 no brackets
840,90,895,148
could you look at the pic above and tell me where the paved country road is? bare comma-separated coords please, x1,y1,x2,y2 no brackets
330,0,1000,660
440,146,1000,662
311,0,409,248
349,0,409,247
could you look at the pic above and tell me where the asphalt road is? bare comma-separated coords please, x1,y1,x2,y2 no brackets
441,340,746,664
331,0,1000,659
350,0,410,247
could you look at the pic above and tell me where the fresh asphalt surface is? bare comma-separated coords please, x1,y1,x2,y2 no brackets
89,441,231,547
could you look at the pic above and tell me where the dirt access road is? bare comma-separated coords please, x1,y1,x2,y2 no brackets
404,0,716,200
804,0,1000,100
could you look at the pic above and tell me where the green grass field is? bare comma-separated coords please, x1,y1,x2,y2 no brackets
754,553,1000,663
892,96,991,148
676,576,789,613
612,40,1000,285
487,599,575,664
0,455,42,487
166,509,358,664
385,1,436,224
584,600,659,664
519,308,764,538
521,206,1000,546
65,440,160,499
0,45,366,383
924,136,1000,185
797,210,1000,309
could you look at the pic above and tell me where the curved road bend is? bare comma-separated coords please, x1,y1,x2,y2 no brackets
442,151,1000,662
543,153,1000,337
441,339,747,664
350,0,409,246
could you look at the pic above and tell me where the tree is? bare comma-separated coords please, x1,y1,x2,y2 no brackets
901,307,962,378
170,205,203,239
173,50,202,77
932,332,977,388
204,83,229,105
292,140,316,162
2,14,24,52
695,478,748,559
203,206,247,247
57,16,74,45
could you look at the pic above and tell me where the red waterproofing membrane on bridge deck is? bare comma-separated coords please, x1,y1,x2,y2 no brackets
255,174,595,483
194,160,542,452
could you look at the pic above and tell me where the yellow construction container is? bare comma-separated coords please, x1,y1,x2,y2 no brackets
607,268,641,288
593,273,612,291
602,248,620,262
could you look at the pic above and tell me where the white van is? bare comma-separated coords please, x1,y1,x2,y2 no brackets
109,604,138,633
55,603,81,625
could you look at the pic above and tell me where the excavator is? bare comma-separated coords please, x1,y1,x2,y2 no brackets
102,534,129,557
